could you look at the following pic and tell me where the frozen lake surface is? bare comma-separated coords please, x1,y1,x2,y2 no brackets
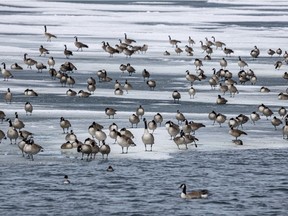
0,0,288,215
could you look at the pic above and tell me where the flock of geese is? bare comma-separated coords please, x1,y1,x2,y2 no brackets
0,25,288,186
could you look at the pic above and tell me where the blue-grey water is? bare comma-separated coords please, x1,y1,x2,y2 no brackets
1,149,288,216
1,0,288,215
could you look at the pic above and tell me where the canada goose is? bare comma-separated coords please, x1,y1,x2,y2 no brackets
66,89,77,96
185,70,201,86
24,89,38,97
105,107,117,119
60,62,77,73
205,46,213,56
95,128,107,145
274,60,283,70
38,45,49,57
184,45,193,54
223,47,234,56
187,86,196,99
232,139,243,145
172,90,181,103
187,36,195,46
88,121,103,138
163,50,170,56
229,125,247,140
0,110,6,123
168,35,181,47
271,116,282,130
116,131,136,154
1,62,13,81
141,69,150,81
208,110,217,125
228,117,239,129
129,113,140,128
120,128,135,139
250,111,261,125
140,44,148,53
0,129,7,143
77,144,92,161
63,175,70,184
211,36,225,49
142,118,155,151
48,68,57,79
183,133,198,147
98,140,110,159
84,138,99,159
267,48,275,57
44,25,57,42
109,122,118,132
6,119,18,144
87,84,96,94
263,106,273,120
189,121,206,134
181,119,192,135
36,62,47,73
278,92,288,100
64,44,73,58
147,80,156,90
23,53,37,69
106,165,114,172
194,58,203,69
209,75,218,89
122,47,134,58
126,63,136,76
199,41,208,52
114,87,124,95
47,56,55,69
278,107,287,118
105,42,119,57
124,33,136,45
19,130,33,140
12,112,25,130
114,80,122,90
4,88,12,103
136,105,145,119
124,79,133,93
78,90,91,98
147,119,157,134
24,102,33,115
65,130,77,142
282,119,288,139
175,45,183,55
10,63,23,70
250,45,260,59
236,114,249,128
153,113,163,126
18,138,29,156
166,120,180,139
173,130,187,150
74,36,88,51
238,56,248,69
216,95,227,104
228,83,239,97
260,86,270,93
175,110,185,125
179,184,208,199
219,58,228,69
23,138,43,161
215,113,226,127
60,141,73,149
119,64,127,75
60,117,71,133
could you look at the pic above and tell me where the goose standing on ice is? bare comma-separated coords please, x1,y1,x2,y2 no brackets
24,102,33,115
172,90,181,103
153,113,163,126
142,118,154,151
168,35,181,47
6,119,19,144
116,131,136,154
74,36,89,51
136,105,145,119
4,88,12,103
60,117,72,133
105,107,117,119
64,45,73,58
44,25,57,42
1,62,13,81
23,53,37,69
47,56,55,68
13,112,25,130
99,140,111,159
23,138,43,161
129,113,140,128
0,130,7,143
39,45,49,56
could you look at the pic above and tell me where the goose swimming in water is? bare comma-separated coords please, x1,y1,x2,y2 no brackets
63,175,70,184
179,184,208,199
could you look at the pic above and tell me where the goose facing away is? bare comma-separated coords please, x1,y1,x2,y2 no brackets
179,184,208,199
4,88,12,103
172,90,181,103
24,102,33,115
